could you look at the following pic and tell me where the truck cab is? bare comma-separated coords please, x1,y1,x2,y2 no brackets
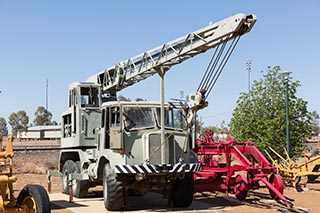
96,101,197,168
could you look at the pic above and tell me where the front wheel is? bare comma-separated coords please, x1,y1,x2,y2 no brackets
103,164,125,210
17,184,51,213
62,160,74,194
171,173,194,207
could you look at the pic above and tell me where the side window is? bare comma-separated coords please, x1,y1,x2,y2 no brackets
74,89,77,105
69,90,72,107
104,107,110,149
69,89,75,107
111,107,120,127
101,109,105,128
80,87,99,108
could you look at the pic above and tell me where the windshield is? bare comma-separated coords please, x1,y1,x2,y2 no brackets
123,106,154,130
156,107,187,130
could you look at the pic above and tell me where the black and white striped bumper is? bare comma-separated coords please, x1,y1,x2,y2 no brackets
114,163,201,174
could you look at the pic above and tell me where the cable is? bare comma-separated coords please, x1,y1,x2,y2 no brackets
198,43,226,92
197,36,241,99
197,46,219,92
202,42,227,92
206,36,241,97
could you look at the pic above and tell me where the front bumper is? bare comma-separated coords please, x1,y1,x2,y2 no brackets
114,163,201,174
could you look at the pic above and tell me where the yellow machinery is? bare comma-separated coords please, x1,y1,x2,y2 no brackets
266,146,320,189
0,135,50,212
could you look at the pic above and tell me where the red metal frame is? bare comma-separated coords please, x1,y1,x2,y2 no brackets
193,130,292,206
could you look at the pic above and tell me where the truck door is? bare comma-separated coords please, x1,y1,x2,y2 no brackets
110,106,122,149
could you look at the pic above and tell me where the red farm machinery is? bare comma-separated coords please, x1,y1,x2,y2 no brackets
193,130,293,207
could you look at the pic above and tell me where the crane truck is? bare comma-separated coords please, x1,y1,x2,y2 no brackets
57,13,256,210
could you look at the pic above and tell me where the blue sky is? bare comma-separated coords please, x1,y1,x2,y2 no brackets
0,1,319,128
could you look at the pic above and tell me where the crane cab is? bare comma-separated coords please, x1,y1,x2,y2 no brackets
61,82,102,148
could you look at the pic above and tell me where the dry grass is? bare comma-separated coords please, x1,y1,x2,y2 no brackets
13,150,59,174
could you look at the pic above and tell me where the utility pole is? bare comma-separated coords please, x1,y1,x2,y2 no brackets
246,59,252,94
46,79,48,110
282,71,292,157
179,91,184,101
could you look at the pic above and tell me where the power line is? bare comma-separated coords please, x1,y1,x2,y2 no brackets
201,111,233,120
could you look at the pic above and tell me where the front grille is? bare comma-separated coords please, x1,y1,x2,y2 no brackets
148,133,174,165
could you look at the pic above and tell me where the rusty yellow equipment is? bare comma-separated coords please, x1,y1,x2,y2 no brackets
0,135,50,212
266,146,320,189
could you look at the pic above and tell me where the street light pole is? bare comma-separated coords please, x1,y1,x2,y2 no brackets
282,71,292,157
246,59,252,94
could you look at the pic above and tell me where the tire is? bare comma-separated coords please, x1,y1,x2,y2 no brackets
308,165,320,182
72,161,89,198
17,184,51,213
234,174,249,200
269,174,284,199
171,173,194,207
103,164,125,210
62,160,74,194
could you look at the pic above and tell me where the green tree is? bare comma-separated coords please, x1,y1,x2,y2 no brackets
195,119,204,135
135,97,146,102
229,66,311,157
33,106,55,125
202,125,219,134
8,111,29,136
0,117,8,137
118,95,131,101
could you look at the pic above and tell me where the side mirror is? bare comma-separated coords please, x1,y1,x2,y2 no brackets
93,128,100,134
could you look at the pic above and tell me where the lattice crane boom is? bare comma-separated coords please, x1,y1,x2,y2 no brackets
86,13,256,94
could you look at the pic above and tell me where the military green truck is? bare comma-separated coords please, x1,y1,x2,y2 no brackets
58,13,256,210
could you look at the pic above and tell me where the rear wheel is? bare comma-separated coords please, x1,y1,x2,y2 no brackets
171,173,194,207
17,184,51,213
72,161,89,198
103,164,125,210
307,165,320,182
269,174,284,199
62,160,74,194
234,173,248,200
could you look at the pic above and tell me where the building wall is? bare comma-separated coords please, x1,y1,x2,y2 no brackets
17,125,61,140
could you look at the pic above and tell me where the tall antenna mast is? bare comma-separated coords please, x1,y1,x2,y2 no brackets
46,78,49,110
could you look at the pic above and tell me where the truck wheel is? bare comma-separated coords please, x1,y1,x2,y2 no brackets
308,165,320,182
72,161,89,198
171,173,194,207
17,184,51,213
103,164,125,210
62,160,74,194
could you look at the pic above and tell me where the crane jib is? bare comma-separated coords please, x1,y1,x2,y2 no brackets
86,13,257,95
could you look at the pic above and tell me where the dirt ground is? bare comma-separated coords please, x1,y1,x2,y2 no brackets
5,139,320,212
11,173,320,213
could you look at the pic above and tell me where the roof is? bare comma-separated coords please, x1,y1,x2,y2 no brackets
28,125,61,131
